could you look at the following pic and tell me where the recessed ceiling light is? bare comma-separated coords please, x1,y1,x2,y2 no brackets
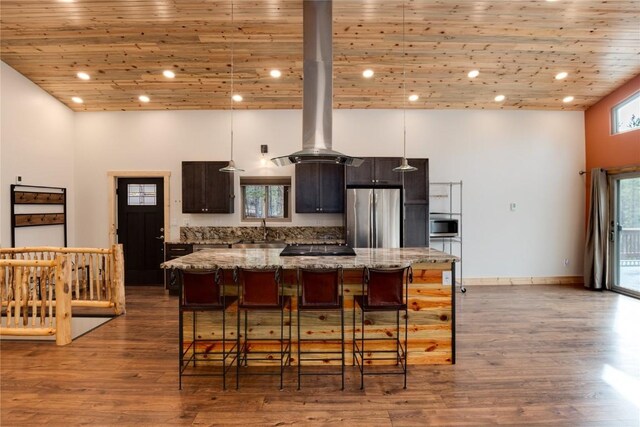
408,94,419,102
138,95,150,103
232,94,243,102
76,72,90,80
563,96,574,103
362,69,374,78
555,71,568,80
162,70,176,79
494,94,506,102
270,69,282,78
71,96,83,104
467,70,480,78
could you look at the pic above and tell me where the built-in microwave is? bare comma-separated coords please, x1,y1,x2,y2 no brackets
430,218,459,238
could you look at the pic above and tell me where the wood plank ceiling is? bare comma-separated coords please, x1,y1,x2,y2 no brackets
1,0,639,112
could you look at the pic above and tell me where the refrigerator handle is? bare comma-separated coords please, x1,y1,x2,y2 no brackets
371,190,377,248
369,190,375,248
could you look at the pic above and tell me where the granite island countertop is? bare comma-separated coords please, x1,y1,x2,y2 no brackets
162,247,458,270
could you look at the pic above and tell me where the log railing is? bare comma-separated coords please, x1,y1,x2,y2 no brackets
0,256,72,345
0,245,125,315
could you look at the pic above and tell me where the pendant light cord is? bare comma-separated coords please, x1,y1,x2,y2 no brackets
229,0,235,161
402,1,407,159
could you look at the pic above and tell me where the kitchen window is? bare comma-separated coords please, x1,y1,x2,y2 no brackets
240,176,291,221
612,92,640,134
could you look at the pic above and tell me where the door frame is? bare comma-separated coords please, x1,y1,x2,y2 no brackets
608,169,640,298
108,171,171,246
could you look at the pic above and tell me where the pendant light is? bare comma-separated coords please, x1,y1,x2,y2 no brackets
220,0,244,173
393,1,417,173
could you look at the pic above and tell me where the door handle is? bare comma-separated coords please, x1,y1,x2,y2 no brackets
156,235,165,240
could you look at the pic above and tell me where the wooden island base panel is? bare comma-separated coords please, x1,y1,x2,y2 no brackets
162,248,458,366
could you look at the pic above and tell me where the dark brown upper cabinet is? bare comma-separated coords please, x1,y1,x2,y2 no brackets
295,163,345,213
182,161,234,213
402,158,429,247
402,158,429,203
345,157,403,186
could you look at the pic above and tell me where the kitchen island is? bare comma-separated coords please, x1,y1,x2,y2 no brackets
163,247,458,365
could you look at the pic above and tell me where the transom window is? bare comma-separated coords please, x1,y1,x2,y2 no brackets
128,184,157,206
612,92,640,135
240,177,291,221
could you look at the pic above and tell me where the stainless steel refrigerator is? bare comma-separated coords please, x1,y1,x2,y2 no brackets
346,188,402,248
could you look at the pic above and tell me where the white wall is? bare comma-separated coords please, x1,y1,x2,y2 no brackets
0,61,585,277
0,62,75,247
74,108,585,279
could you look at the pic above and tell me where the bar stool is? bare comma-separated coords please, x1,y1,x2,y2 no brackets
178,268,237,390
353,266,412,389
235,267,292,390
296,267,344,390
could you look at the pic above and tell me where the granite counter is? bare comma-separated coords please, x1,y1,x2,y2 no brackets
162,247,458,270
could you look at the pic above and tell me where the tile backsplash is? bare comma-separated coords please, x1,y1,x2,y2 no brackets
180,226,344,242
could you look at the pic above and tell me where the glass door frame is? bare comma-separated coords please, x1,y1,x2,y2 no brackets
609,171,640,299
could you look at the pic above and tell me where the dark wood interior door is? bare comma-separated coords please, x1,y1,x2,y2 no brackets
117,178,165,285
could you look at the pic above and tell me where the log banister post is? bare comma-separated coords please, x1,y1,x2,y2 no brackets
112,244,126,315
54,255,72,346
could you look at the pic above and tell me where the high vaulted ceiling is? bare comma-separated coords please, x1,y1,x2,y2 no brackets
1,0,639,112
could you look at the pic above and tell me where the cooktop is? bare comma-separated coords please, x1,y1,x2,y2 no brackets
280,244,356,257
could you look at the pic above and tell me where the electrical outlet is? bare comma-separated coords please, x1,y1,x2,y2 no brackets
442,271,452,286
15,176,22,184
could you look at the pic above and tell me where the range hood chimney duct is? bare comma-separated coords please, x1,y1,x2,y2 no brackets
271,0,363,167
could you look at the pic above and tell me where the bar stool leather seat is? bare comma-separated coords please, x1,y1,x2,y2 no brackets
235,267,291,390
179,268,237,390
297,267,345,390
353,266,412,389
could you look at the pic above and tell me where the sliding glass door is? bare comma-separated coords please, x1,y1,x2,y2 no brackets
611,172,640,298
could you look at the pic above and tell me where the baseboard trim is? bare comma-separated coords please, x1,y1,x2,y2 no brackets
462,276,584,286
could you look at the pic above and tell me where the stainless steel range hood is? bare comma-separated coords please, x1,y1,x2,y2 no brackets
271,0,363,167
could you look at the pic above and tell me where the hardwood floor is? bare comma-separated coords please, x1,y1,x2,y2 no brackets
2,285,639,426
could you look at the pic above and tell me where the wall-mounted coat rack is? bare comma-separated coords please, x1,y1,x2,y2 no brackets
10,184,67,247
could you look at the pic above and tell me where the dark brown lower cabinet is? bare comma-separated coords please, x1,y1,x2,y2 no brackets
164,243,193,295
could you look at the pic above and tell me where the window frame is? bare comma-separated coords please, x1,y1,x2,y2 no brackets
240,177,291,222
611,91,640,135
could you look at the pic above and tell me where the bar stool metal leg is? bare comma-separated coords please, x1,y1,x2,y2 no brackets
236,303,241,390
297,298,301,390
360,304,365,390
341,302,345,390
244,310,248,366
352,302,356,367
222,305,226,390
179,302,184,390
396,310,400,366
404,307,408,389
280,299,284,390
289,300,292,366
